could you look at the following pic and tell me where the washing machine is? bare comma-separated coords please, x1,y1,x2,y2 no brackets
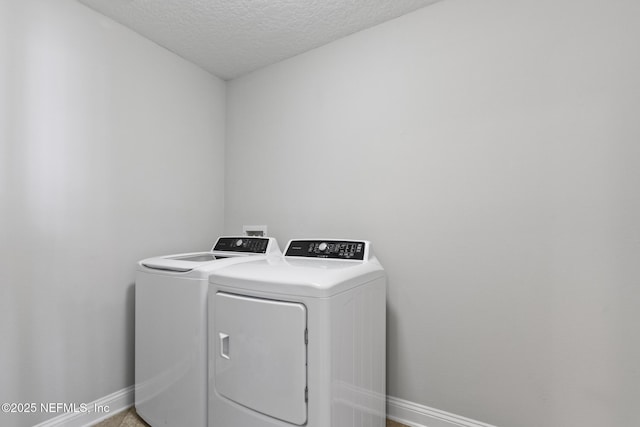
135,236,281,427
208,239,386,427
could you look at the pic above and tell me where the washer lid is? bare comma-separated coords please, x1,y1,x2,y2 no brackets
138,236,281,276
141,252,227,272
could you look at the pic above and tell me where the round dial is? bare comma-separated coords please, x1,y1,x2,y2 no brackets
235,239,243,247
318,242,328,251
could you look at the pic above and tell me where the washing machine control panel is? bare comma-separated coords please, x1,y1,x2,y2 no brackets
286,240,366,260
213,237,270,253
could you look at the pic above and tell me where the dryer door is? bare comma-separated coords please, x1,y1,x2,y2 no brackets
214,292,307,425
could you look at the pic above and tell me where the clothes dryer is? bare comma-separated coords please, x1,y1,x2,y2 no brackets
135,236,281,427
208,239,386,427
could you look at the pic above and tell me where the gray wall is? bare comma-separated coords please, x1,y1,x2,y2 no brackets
225,0,640,426
0,1,226,426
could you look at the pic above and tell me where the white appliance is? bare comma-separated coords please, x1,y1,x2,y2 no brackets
135,236,281,427
208,239,386,427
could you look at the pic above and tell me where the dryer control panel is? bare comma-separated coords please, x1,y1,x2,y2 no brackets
213,237,270,253
286,240,366,260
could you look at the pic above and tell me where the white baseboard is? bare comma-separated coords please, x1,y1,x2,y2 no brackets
387,396,498,427
32,386,134,427
32,387,493,427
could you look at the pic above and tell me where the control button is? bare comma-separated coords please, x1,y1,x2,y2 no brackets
235,239,243,247
318,242,328,251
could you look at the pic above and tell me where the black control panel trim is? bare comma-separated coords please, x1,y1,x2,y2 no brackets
213,237,269,253
285,240,366,260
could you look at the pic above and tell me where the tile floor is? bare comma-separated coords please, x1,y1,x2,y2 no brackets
93,407,409,427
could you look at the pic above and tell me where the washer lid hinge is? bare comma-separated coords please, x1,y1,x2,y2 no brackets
304,328,308,344
305,387,308,402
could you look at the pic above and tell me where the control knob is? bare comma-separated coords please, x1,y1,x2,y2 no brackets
318,242,328,251
235,239,243,247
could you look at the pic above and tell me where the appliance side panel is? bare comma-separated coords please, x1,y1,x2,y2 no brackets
331,277,387,426
135,273,207,427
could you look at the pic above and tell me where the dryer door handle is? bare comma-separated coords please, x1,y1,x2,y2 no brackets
219,333,230,359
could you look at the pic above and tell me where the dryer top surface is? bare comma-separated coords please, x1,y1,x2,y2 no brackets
209,256,385,297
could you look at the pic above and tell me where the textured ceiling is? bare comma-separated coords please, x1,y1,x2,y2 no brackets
78,0,442,80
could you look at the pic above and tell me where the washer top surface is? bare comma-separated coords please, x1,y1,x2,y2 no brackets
138,236,281,279
209,239,385,297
